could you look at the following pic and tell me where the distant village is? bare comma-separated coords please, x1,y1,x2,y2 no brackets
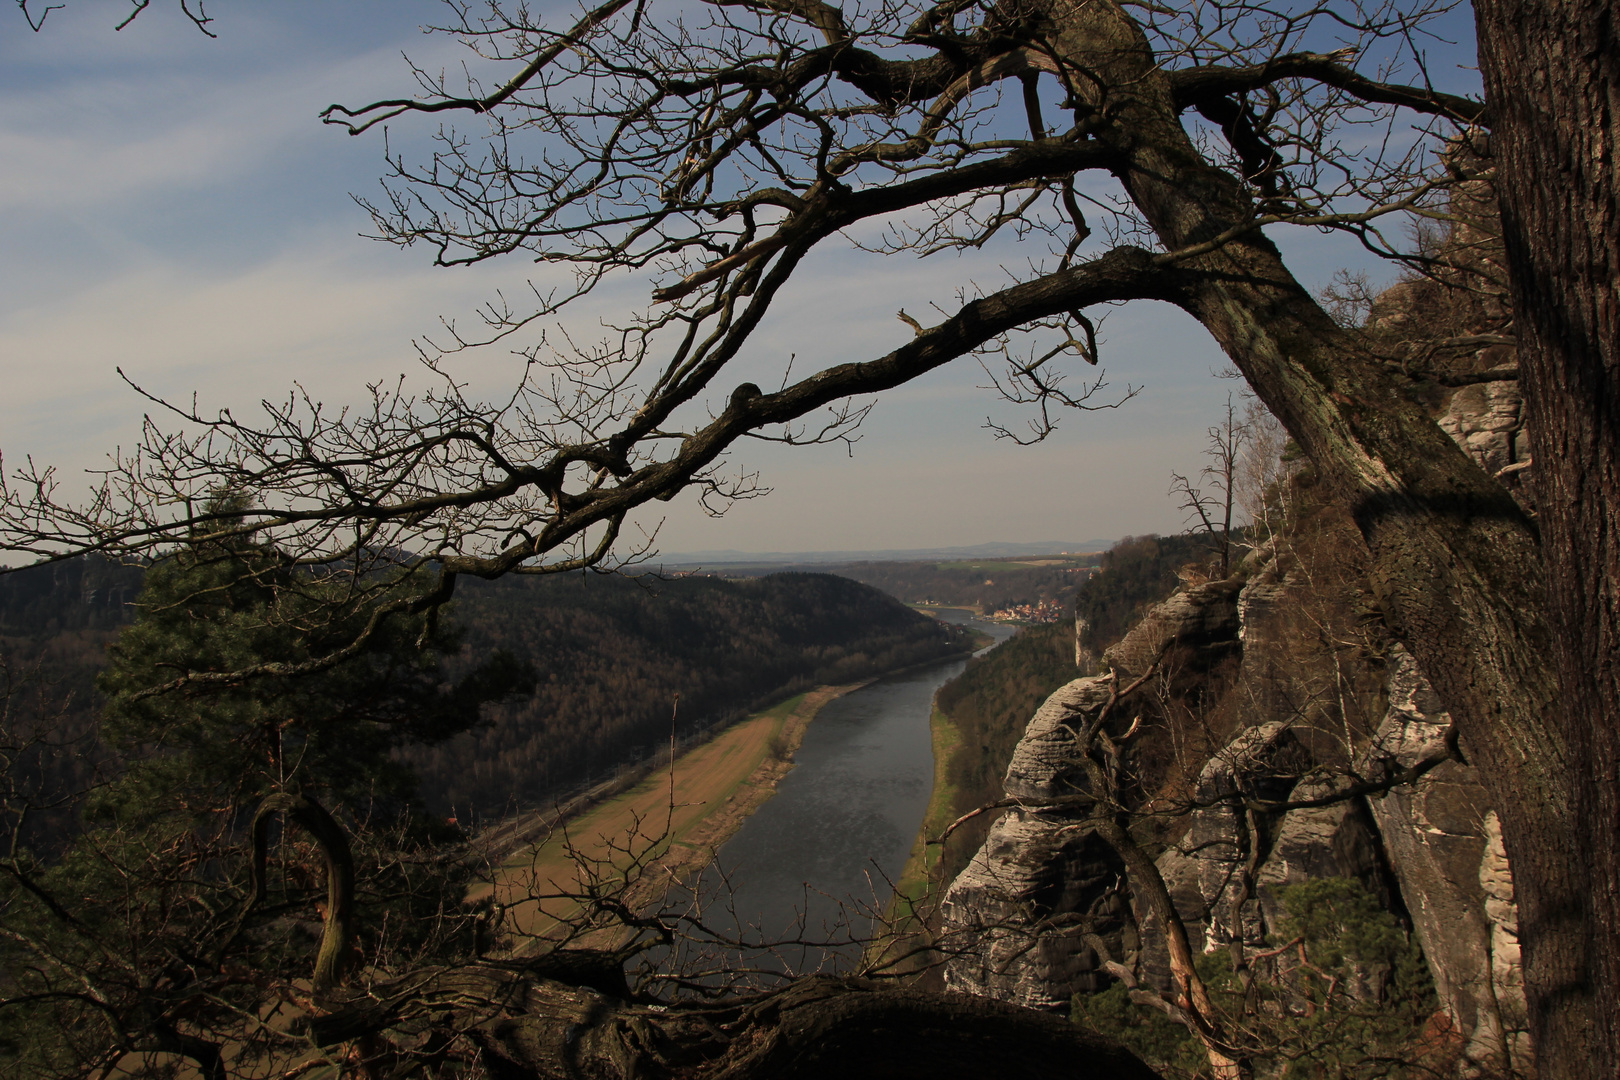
987,599,1071,624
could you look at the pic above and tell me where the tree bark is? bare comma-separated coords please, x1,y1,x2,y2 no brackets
252,792,358,992
1474,1,1620,1075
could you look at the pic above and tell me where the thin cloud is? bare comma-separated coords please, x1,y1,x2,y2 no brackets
0,45,416,214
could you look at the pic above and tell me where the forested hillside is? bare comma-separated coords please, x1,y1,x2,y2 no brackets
0,557,144,637
0,558,145,849
776,555,1099,613
1075,534,1210,652
0,559,969,824
422,571,968,816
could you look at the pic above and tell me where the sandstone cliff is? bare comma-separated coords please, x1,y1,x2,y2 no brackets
935,140,1534,1078
941,513,1531,1075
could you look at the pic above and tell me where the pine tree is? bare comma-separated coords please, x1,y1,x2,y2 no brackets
97,523,528,826
0,516,530,1078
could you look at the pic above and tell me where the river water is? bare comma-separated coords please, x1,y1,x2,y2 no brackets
686,609,1017,975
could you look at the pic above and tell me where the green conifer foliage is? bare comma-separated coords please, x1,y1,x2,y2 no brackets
1072,877,1445,1079
97,537,528,821
0,522,530,1078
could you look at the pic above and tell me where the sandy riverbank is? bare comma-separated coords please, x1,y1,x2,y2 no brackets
477,681,872,944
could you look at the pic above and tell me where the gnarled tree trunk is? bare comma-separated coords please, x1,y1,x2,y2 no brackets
1474,1,1620,1075
1029,1,1587,1072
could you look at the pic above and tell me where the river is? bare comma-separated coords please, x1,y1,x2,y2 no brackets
685,608,1017,977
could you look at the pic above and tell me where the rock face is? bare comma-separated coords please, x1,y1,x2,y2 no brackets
1480,813,1528,1064
1102,576,1242,679
1253,773,1393,929
1135,723,1390,994
1225,523,1387,763
1437,377,1525,478
943,566,1532,1071
938,801,1127,1009
942,673,1128,1010
942,575,1246,1011
1363,646,1531,1071
1002,677,1114,802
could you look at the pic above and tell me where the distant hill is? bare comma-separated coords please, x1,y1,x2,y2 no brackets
0,557,145,852
0,556,144,637
421,571,971,817
708,551,1106,615
654,539,1114,568
0,558,971,824
805,558,1098,614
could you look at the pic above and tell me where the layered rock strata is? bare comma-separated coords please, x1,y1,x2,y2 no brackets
1437,377,1526,477
938,800,1128,1009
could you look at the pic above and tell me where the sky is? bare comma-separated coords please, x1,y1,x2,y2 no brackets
0,1,1483,557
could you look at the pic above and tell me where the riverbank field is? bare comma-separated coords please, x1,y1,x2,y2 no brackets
478,683,864,945
885,613,1004,920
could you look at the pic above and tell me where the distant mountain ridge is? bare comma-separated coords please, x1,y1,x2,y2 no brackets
655,539,1115,567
